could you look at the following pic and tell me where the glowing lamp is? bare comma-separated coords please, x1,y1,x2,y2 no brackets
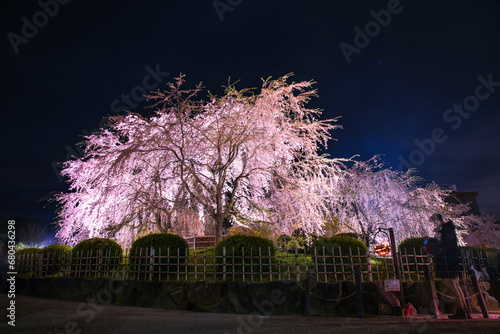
374,242,391,256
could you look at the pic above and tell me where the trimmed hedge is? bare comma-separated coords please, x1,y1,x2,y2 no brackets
398,237,439,252
461,246,500,278
312,236,368,275
460,245,500,254
40,244,73,256
16,247,41,256
15,248,42,276
398,237,439,274
335,232,361,240
72,238,123,274
39,244,73,275
398,239,500,279
312,236,367,254
129,233,189,276
215,234,276,275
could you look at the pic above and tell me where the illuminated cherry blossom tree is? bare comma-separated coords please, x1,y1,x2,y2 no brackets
54,74,475,250
462,213,500,248
54,75,339,246
324,157,470,247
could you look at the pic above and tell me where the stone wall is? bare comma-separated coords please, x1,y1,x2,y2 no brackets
16,277,500,316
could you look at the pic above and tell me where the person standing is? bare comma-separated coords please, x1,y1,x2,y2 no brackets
430,213,471,319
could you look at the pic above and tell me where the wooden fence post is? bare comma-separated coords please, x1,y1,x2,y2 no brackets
366,248,372,282
185,248,188,282
423,264,439,318
88,249,93,278
138,248,143,281
389,228,405,313
98,250,103,278
268,246,273,282
26,254,32,278
166,248,170,282
177,248,180,281
259,247,263,283
241,247,244,282
459,272,473,316
37,253,43,278
223,246,226,281
469,268,490,318
304,270,311,317
295,247,300,281
355,266,364,319
149,247,154,282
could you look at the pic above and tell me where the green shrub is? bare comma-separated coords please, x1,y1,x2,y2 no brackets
215,234,276,275
15,248,41,276
397,237,439,274
40,244,73,276
276,228,309,253
16,247,41,256
72,238,123,275
40,244,73,256
129,233,189,277
460,245,500,254
276,234,292,249
335,232,361,240
460,245,500,267
312,236,368,276
460,246,500,278
312,236,367,254
398,237,439,252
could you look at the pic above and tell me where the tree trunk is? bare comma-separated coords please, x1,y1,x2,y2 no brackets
364,234,371,250
155,212,165,232
214,215,224,244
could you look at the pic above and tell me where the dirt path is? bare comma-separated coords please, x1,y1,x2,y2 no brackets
1,295,499,334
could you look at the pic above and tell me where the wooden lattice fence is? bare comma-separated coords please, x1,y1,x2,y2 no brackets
16,246,496,283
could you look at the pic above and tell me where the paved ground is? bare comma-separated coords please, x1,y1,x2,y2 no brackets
0,295,499,334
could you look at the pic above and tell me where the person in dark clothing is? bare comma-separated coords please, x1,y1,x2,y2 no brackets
430,213,471,319
439,219,460,279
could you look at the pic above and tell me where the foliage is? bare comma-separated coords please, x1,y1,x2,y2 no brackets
40,244,73,255
130,233,188,254
129,233,189,275
237,222,278,240
276,234,292,248
312,236,367,275
461,245,500,253
53,74,340,247
73,238,122,255
398,237,439,251
16,247,41,256
15,247,41,277
312,236,367,254
335,232,361,240
461,245,500,268
71,238,122,274
215,234,276,274
53,74,475,251
324,157,470,248
276,228,310,253
320,216,342,237
38,244,73,275
227,225,259,237
398,237,439,273
462,213,500,249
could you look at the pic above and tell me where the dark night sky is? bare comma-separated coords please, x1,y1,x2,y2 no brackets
1,0,500,226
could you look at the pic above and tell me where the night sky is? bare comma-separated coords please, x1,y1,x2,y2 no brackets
2,0,500,228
